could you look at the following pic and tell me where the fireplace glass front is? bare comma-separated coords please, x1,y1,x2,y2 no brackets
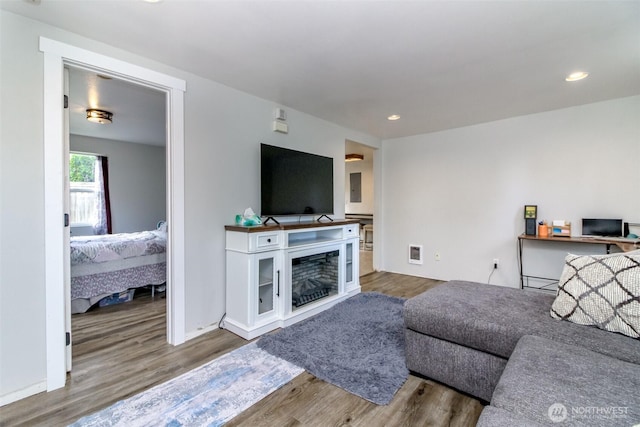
291,249,339,312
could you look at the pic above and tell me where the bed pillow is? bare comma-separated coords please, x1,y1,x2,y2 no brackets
550,250,640,339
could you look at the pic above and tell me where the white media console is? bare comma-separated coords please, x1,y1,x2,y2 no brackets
225,219,361,339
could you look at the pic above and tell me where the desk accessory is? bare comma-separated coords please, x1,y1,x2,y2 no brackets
524,205,537,236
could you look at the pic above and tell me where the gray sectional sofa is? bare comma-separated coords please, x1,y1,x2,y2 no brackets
403,280,640,426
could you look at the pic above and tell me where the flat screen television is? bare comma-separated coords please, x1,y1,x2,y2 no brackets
261,144,334,217
582,218,623,237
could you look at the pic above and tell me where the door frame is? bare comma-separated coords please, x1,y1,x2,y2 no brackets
41,37,187,391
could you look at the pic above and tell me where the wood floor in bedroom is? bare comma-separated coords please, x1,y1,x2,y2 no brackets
0,272,484,427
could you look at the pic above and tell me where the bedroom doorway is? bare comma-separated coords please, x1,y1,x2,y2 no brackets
63,64,171,372
42,37,186,391
66,62,169,367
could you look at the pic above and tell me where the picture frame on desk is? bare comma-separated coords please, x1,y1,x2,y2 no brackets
524,205,537,235
524,205,537,219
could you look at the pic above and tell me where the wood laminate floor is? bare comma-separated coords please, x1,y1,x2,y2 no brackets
0,273,484,427
359,250,374,276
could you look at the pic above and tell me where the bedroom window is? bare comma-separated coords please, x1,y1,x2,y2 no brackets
70,153,98,226
69,153,112,234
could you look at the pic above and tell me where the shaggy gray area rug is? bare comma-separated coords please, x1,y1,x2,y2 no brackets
257,292,408,405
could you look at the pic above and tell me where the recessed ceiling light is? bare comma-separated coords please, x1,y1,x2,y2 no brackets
565,71,589,82
387,114,401,121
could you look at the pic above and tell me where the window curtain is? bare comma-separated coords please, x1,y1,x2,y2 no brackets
93,156,112,235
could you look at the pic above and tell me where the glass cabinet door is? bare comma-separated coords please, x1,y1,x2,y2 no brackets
257,253,278,317
346,242,354,283
344,238,359,292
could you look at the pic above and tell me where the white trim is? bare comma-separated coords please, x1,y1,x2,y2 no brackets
166,87,186,345
0,381,47,407
43,49,67,391
373,147,382,272
40,37,186,392
39,38,185,91
184,323,220,342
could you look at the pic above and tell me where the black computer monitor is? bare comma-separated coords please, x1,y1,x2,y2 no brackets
582,218,623,237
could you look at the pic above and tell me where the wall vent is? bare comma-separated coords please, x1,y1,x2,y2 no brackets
408,244,423,265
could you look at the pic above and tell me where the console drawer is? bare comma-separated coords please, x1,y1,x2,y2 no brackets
255,233,280,249
344,225,359,238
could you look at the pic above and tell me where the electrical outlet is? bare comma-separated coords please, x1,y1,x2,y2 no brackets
435,252,441,261
493,258,499,269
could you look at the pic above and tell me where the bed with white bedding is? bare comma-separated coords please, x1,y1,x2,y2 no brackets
70,229,167,313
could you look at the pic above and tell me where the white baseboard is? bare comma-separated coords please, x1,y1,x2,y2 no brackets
0,381,46,407
223,318,279,340
184,323,220,341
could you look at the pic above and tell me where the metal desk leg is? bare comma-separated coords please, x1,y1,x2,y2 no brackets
518,238,524,289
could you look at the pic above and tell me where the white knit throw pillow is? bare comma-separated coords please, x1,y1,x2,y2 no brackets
550,250,640,339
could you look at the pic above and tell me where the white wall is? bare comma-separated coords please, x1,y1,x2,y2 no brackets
381,96,640,287
0,10,380,402
345,157,374,214
70,135,166,234
1,11,48,403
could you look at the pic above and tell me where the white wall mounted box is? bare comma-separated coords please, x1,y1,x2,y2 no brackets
274,108,286,121
272,120,288,133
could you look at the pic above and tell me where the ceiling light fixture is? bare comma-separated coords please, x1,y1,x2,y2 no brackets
387,114,401,121
345,153,364,162
86,109,113,124
565,71,589,82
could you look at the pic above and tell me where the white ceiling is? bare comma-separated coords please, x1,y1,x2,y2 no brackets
68,66,166,146
3,0,639,141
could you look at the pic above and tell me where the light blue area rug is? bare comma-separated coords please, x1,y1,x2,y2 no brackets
70,342,304,427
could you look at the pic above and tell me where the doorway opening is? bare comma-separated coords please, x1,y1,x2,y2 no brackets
66,64,169,366
344,140,376,276
41,37,186,391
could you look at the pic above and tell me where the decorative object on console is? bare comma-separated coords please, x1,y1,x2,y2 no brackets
524,205,537,236
235,207,262,226
550,250,640,338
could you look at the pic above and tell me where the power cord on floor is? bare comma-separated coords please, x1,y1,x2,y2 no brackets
487,260,498,284
487,268,496,284
218,312,226,330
